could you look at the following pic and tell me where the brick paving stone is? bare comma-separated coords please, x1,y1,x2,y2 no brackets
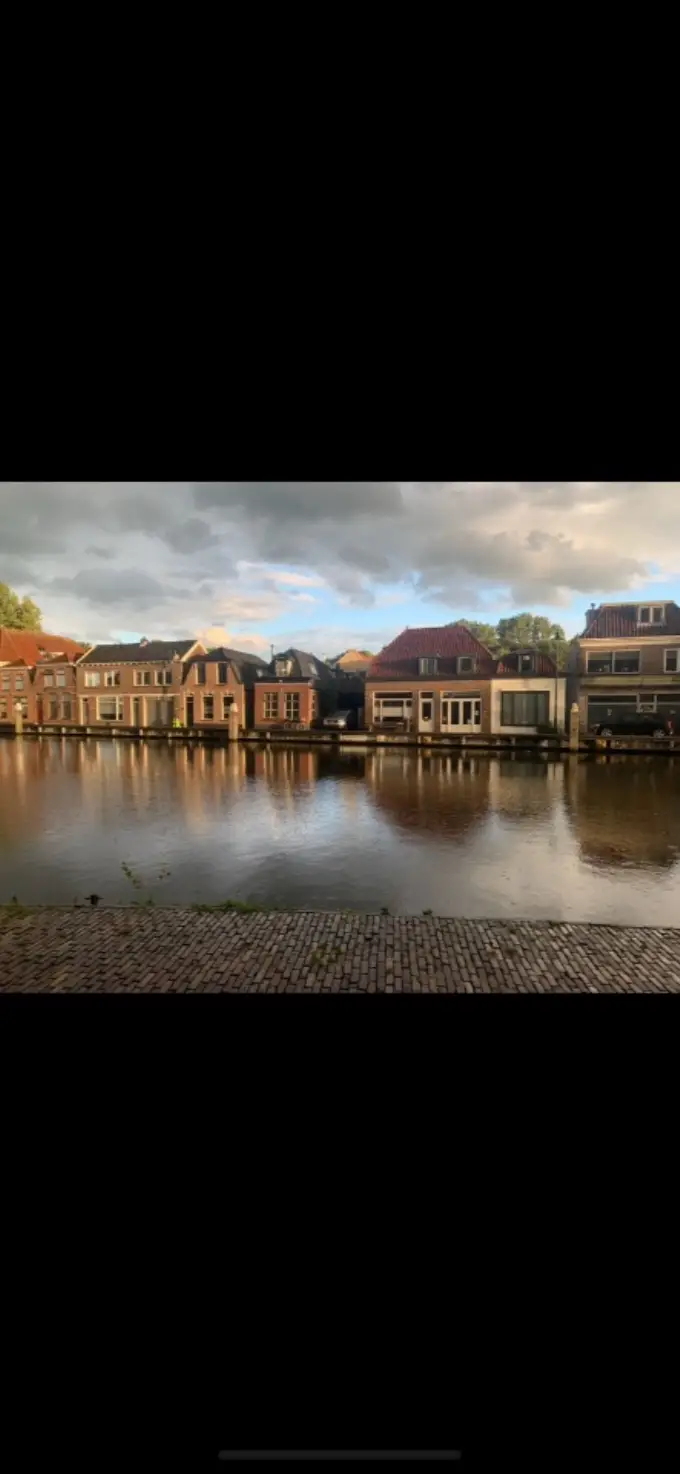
1,907,680,992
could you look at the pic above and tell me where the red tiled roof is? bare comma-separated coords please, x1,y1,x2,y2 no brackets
581,602,680,638
0,629,85,667
368,624,496,680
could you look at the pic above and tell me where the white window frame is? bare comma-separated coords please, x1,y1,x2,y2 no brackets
134,670,152,687
105,670,121,687
665,649,679,673
373,694,414,723
284,691,301,721
263,692,279,720
203,694,214,720
15,675,24,691
638,604,665,625
84,671,101,687
97,696,124,722
419,657,438,675
56,672,66,687
43,672,55,687
457,655,475,674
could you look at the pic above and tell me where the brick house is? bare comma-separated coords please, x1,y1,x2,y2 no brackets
490,650,566,734
569,600,680,733
0,630,85,724
76,638,205,726
181,647,268,729
365,625,496,736
253,648,337,731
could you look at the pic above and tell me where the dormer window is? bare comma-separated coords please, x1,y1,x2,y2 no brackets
458,656,474,674
275,658,293,677
638,605,665,625
419,657,438,675
308,661,318,677
518,653,534,674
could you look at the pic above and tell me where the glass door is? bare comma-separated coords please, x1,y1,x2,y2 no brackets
419,694,434,733
441,695,482,732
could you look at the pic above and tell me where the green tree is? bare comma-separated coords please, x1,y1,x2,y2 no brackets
0,583,42,631
459,621,501,651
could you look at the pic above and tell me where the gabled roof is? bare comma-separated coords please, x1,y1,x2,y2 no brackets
580,602,680,638
80,639,199,664
184,646,268,684
368,624,496,680
0,629,84,667
270,648,335,680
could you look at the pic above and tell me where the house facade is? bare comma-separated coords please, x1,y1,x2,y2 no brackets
253,649,336,731
76,639,204,726
0,630,85,724
571,601,680,733
180,647,268,729
490,650,566,734
365,625,497,735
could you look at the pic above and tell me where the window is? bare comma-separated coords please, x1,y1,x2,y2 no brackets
0,700,7,720
613,651,640,674
62,699,72,720
373,694,414,724
458,656,474,674
285,692,300,721
203,695,214,720
586,652,613,674
639,605,665,625
15,676,24,691
49,699,59,720
44,672,54,687
218,663,228,685
501,692,550,727
98,697,124,721
275,658,292,677
263,692,279,719
195,664,206,685
518,653,534,673
1,676,10,691
134,670,152,686
311,691,319,716
105,670,121,687
308,662,318,677
419,657,438,675
56,672,66,687
222,694,233,719
84,671,101,687
154,669,173,686
665,649,679,674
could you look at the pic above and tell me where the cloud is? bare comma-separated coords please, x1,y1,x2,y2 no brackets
195,626,271,655
3,481,680,641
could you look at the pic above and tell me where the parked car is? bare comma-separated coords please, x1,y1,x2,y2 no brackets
591,712,671,739
323,709,357,730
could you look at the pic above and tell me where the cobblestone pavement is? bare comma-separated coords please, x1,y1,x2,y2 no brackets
2,907,680,991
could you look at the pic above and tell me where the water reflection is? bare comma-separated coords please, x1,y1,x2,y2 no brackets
0,738,679,923
564,756,680,872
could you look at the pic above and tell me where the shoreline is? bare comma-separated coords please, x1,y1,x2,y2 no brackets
2,724,679,756
2,908,679,992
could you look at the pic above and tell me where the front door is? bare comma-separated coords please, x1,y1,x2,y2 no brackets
133,696,141,727
441,696,482,733
419,694,434,733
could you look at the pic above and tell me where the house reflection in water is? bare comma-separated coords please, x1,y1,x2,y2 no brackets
563,756,680,872
365,749,492,840
486,757,565,824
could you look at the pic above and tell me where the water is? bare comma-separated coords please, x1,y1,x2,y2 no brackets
1,738,679,923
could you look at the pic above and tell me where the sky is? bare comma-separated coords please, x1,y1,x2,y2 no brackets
2,481,680,657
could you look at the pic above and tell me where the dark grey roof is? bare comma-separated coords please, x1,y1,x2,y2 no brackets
183,646,268,684
80,639,197,664
272,648,335,680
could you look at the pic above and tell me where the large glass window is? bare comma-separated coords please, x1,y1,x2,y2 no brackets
501,691,550,727
263,692,279,719
586,652,613,674
98,697,124,721
612,651,640,674
373,694,413,724
285,692,300,721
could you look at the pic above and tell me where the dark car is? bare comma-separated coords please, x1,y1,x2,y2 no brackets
323,709,357,730
591,711,671,739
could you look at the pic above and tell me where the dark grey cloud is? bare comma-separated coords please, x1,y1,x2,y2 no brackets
47,568,171,608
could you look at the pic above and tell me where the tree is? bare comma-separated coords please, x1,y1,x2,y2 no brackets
459,621,501,651
0,583,42,631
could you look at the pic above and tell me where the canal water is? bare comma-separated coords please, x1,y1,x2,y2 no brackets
1,738,679,923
